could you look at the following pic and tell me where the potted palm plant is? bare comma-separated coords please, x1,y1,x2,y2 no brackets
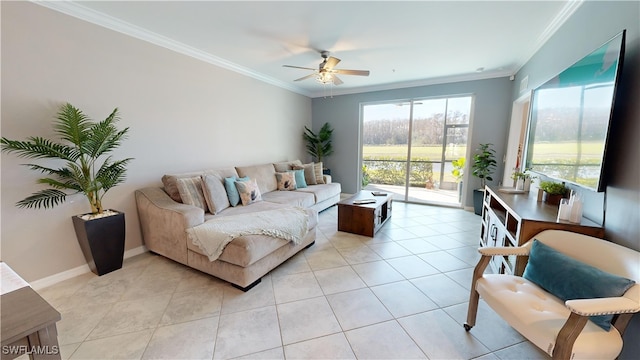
1,103,133,276
303,122,334,174
471,143,497,215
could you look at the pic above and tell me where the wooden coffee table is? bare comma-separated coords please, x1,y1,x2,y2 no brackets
338,190,392,237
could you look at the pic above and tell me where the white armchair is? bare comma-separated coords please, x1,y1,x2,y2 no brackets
465,230,640,360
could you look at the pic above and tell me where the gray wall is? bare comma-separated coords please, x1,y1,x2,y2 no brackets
312,77,514,208
1,2,311,282
509,1,640,357
512,1,640,251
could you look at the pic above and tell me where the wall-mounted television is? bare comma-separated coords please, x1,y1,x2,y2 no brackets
524,30,626,192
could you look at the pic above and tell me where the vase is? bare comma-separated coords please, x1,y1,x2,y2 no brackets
516,178,524,191
523,178,531,192
72,210,126,276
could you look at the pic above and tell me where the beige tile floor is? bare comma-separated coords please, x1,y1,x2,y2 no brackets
36,203,549,360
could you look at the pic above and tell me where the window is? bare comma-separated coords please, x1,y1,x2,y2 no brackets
361,96,472,206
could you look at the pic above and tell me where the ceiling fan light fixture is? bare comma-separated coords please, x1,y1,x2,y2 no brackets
316,72,333,84
284,51,368,86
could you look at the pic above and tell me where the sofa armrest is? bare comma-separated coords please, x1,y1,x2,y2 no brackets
565,296,640,316
135,187,205,264
323,174,332,184
136,187,204,227
478,246,530,257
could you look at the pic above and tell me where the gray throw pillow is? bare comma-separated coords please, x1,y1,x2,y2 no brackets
201,174,231,214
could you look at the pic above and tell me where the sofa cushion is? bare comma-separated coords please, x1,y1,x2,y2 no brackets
176,177,208,212
293,163,317,185
162,168,239,203
193,202,318,267
236,163,278,194
292,169,307,188
523,239,635,330
201,174,230,215
235,179,262,206
162,171,205,202
313,162,325,184
273,160,303,172
224,176,249,207
295,183,341,204
275,172,297,191
261,190,315,208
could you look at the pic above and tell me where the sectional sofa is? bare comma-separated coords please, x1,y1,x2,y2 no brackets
135,160,341,290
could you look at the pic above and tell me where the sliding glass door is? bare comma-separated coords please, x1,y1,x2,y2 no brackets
362,96,472,206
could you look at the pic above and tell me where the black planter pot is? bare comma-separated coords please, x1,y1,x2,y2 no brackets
72,210,125,276
322,168,331,176
473,189,484,216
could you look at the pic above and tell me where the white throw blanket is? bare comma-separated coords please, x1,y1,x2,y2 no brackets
187,207,309,262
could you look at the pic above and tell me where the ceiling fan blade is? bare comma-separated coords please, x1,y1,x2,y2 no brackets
294,73,316,82
323,56,341,70
283,65,316,71
333,69,370,76
332,75,344,85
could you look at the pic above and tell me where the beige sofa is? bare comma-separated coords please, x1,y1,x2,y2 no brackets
135,160,341,290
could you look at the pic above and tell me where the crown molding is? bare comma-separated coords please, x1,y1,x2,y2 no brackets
513,0,584,74
33,1,312,97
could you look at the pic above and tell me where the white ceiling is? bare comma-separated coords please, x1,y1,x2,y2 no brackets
42,1,582,98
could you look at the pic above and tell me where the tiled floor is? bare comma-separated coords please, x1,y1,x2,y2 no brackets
36,203,549,359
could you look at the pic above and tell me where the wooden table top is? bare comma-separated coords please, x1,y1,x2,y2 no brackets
1,287,61,345
338,190,392,208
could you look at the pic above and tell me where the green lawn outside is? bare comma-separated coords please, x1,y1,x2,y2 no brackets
363,142,602,161
363,145,466,160
529,141,603,161
362,142,603,186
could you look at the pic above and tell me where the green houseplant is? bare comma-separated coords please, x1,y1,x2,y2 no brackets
451,157,465,183
511,169,536,191
538,180,568,205
1,103,133,275
471,143,497,215
451,157,465,202
303,122,334,174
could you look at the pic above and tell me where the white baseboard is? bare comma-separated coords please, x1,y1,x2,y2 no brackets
31,245,148,290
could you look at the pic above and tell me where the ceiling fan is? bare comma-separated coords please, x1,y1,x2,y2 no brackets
283,51,370,85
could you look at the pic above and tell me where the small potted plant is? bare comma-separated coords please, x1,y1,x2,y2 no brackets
1,103,133,276
451,157,465,202
511,168,535,192
538,180,568,205
471,144,497,215
303,122,334,174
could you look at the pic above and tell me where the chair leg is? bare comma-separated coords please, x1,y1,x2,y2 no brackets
552,312,588,359
464,255,490,331
465,290,480,331
613,313,634,335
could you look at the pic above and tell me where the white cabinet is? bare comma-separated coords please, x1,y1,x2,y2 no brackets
479,186,604,275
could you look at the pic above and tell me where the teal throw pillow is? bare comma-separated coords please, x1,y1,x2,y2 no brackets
224,176,249,207
523,239,635,331
293,169,307,188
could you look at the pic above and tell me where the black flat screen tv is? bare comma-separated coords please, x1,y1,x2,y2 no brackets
524,30,625,192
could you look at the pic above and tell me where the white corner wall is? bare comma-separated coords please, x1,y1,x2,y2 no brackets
1,2,311,282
